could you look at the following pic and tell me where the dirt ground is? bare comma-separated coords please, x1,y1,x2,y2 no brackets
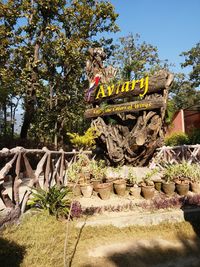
86,238,200,267
71,221,200,267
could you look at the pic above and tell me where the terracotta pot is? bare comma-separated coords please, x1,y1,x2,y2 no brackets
190,182,200,193
113,179,126,196
130,186,141,198
80,184,93,198
92,180,101,192
141,185,155,200
162,182,175,196
96,183,111,200
154,180,162,192
176,182,189,196
106,178,115,193
67,183,81,197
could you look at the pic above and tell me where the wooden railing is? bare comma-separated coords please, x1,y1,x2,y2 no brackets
152,144,200,167
0,147,91,213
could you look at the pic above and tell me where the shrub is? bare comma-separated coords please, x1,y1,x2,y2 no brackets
165,132,189,146
27,185,72,219
67,127,99,150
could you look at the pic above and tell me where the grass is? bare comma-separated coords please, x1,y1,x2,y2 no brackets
1,211,200,267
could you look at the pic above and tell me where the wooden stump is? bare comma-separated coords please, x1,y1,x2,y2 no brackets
92,108,164,166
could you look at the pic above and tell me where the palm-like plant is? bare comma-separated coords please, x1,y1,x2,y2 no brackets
27,185,71,219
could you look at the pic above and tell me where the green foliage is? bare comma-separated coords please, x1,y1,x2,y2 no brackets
169,73,200,111
1,0,119,141
165,100,176,125
142,169,158,186
66,153,91,183
67,127,99,150
27,185,71,218
188,128,200,145
163,162,200,182
181,42,200,87
66,153,106,183
127,170,138,185
165,132,189,146
89,159,106,180
113,33,168,81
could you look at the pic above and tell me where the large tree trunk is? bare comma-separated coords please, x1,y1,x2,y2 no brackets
20,95,36,139
20,23,45,139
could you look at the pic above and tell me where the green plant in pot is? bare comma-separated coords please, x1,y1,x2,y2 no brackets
190,164,200,193
162,175,176,196
89,160,112,200
163,163,191,196
66,153,93,198
79,164,93,198
150,168,162,192
113,175,126,196
66,161,82,197
140,170,156,200
96,181,112,200
162,164,177,196
90,160,105,191
127,171,141,198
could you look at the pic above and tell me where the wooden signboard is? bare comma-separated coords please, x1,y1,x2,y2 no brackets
85,71,173,104
85,47,174,166
85,99,165,118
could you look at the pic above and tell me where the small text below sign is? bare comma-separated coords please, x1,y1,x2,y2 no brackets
84,99,165,118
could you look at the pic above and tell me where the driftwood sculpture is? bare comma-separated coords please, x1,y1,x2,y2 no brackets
85,48,174,166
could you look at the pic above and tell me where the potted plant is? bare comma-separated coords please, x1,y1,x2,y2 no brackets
190,164,200,193
151,169,162,192
113,174,126,196
140,170,157,200
90,160,105,192
80,173,93,198
66,153,93,198
162,166,176,196
96,182,112,200
66,161,82,197
127,171,141,198
90,160,112,200
162,177,176,196
163,163,191,196
106,166,122,194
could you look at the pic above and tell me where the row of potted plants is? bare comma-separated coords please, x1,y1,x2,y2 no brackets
132,162,200,200
66,155,200,201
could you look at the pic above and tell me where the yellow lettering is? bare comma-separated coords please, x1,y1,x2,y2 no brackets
107,84,115,96
139,76,149,98
95,85,106,99
121,81,130,92
131,80,136,91
115,81,122,95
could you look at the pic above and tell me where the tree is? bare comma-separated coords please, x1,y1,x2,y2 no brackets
1,0,119,145
113,33,168,81
181,42,200,87
0,1,21,137
169,73,200,109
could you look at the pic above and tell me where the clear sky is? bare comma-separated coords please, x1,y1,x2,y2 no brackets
109,0,200,75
